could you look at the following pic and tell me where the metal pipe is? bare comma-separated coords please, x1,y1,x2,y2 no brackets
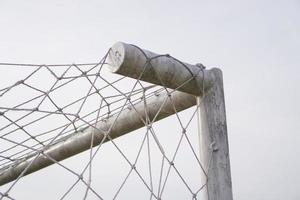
0,90,196,186
108,42,215,96
197,69,233,200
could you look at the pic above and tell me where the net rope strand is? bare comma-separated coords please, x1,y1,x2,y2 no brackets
0,48,211,200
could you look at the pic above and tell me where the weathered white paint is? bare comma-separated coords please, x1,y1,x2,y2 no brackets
108,42,215,96
197,69,233,200
0,90,196,186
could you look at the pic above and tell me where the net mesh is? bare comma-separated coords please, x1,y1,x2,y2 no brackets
0,48,208,199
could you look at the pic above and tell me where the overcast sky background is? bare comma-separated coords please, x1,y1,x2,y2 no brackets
0,0,300,199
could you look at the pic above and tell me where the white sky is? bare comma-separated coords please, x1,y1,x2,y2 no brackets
0,0,300,199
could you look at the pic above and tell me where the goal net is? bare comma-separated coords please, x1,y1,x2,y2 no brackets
0,43,224,200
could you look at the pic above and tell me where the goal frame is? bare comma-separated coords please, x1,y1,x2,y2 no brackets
0,42,233,200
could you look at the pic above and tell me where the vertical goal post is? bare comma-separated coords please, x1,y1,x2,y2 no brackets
0,42,233,200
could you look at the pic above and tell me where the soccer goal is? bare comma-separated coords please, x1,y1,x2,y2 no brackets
0,42,233,200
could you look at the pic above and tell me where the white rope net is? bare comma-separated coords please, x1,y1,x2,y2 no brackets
0,49,207,199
